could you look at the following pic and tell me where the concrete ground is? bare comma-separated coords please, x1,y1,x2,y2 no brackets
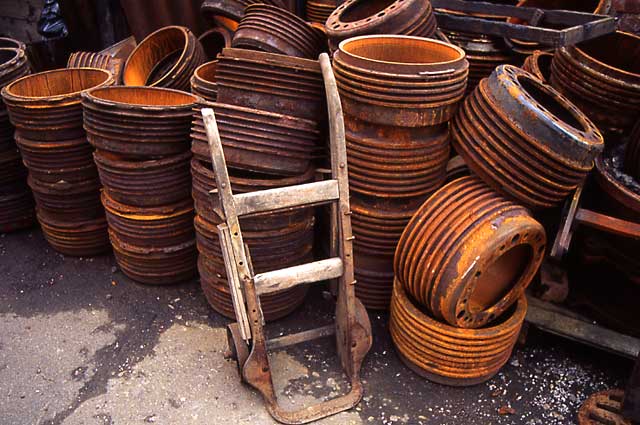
0,228,633,425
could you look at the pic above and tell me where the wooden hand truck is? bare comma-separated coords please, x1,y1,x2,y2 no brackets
201,52,372,424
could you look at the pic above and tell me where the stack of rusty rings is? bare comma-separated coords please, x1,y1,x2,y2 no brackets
440,29,516,94
591,151,640,284
191,100,321,176
306,0,337,24
334,35,468,309
625,121,640,180
82,86,198,284
191,61,218,101
2,68,114,254
326,0,438,52
389,279,527,386
452,65,604,209
551,31,640,139
198,26,233,61
522,50,554,84
191,157,314,321
232,4,327,59
395,176,546,328
506,0,611,57
68,51,124,84
123,26,206,91
201,0,287,22
215,48,325,121
0,45,34,233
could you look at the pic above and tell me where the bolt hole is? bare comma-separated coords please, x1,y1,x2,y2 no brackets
475,271,481,278
512,234,520,244
457,310,466,319
499,245,505,251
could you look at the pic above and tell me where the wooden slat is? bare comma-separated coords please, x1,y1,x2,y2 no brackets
526,296,640,359
228,180,339,217
254,258,344,296
575,209,640,240
267,325,336,350
218,224,251,340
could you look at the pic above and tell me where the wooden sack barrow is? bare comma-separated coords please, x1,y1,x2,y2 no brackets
201,52,372,424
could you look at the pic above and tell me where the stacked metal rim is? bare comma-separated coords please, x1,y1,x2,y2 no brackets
505,0,611,57
551,31,640,141
589,150,640,284
232,4,327,59
82,86,198,284
390,279,527,386
522,50,553,84
2,68,114,254
395,176,546,328
325,0,438,51
201,0,287,22
68,51,124,84
216,48,325,121
191,100,321,176
123,26,206,91
198,26,233,61
0,45,34,233
191,158,314,321
306,0,337,25
191,61,218,101
333,35,468,309
452,65,604,209
190,100,318,319
440,29,516,94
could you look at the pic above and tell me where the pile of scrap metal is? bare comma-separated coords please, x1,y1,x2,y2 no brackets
1,0,640,422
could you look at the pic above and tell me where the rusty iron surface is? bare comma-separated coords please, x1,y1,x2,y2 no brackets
452,64,604,209
67,51,124,84
333,35,469,127
0,47,35,234
441,29,518,94
94,150,192,207
201,0,287,22
578,389,632,424
82,86,198,159
37,211,110,256
445,155,470,183
103,192,197,285
191,61,218,101
122,26,206,91
191,100,321,176
232,4,327,59
326,0,438,51
551,31,640,140
505,0,611,57
522,49,554,83
1,66,113,254
625,120,640,180
306,0,337,25
333,35,468,310
389,278,526,386
2,68,114,141
215,47,325,121
588,154,640,283
394,176,546,328
198,27,234,61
